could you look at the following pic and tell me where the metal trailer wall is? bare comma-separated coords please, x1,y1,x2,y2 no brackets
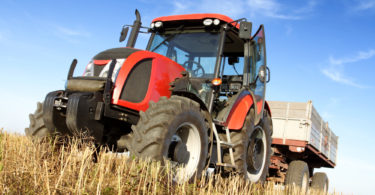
268,101,338,165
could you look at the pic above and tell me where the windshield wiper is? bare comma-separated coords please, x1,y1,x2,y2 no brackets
151,25,184,52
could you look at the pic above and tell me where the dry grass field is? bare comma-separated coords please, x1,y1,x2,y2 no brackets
0,129,335,195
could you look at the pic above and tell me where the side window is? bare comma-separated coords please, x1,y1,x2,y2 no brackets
222,56,244,76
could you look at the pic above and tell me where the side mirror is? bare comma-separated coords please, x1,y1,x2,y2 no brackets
119,27,129,42
239,21,252,39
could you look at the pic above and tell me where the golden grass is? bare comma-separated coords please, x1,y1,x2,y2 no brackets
0,129,336,195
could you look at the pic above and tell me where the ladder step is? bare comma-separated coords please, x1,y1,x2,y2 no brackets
216,162,237,168
220,141,234,148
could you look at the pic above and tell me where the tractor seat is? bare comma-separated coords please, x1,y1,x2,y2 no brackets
66,77,107,92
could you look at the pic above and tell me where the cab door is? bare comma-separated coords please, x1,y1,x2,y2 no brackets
251,25,268,116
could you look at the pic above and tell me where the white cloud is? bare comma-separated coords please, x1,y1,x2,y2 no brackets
54,25,90,37
247,0,299,19
170,0,316,20
322,67,366,88
321,49,374,88
355,0,375,10
329,49,375,65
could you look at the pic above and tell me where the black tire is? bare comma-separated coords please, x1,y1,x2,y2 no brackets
285,160,310,192
131,96,210,182
311,172,329,192
221,108,272,183
25,102,54,140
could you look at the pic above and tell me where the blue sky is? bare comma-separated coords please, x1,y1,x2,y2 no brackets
0,0,374,194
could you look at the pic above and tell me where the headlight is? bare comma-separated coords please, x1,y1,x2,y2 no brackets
203,19,213,26
150,22,155,28
83,61,94,76
155,21,163,28
213,19,220,25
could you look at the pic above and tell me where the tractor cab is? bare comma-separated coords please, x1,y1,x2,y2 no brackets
146,14,269,125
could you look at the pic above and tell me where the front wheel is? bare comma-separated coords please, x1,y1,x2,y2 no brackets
131,96,210,183
25,102,53,141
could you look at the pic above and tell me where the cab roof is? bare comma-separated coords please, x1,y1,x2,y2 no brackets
152,13,239,29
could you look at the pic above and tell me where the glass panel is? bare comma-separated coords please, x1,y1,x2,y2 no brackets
252,26,266,102
222,57,244,76
149,32,220,78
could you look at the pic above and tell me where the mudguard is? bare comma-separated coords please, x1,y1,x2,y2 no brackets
226,93,254,130
225,93,271,130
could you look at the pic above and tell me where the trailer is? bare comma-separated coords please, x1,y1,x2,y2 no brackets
267,101,338,192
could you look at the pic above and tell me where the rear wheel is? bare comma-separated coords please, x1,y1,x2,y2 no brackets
25,102,53,141
131,96,210,182
311,172,329,193
222,108,272,183
285,160,310,192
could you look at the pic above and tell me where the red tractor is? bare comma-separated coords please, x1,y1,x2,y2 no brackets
26,10,273,183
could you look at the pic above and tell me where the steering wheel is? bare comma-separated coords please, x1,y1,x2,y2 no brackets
182,60,205,77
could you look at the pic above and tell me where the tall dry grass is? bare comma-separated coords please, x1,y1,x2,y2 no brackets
0,129,335,194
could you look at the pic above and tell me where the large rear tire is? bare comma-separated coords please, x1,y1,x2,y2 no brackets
131,96,210,183
311,172,329,193
285,160,310,193
221,108,272,183
25,102,54,140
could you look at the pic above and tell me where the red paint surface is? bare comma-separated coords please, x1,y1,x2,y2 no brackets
256,99,263,114
226,95,254,130
94,59,111,65
112,50,185,111
152,13,239,28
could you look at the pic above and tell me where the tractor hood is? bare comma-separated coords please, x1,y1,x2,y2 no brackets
93,47,140,60
88,47,186,112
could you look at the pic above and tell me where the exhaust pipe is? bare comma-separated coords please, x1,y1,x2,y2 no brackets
126,9,141,48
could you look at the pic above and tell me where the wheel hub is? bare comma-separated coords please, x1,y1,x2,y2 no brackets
167,122,202,182
171,135,190,164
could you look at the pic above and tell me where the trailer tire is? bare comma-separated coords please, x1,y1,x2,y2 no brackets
25,102,54,141
311,172,329,192
131,96,210,183
222,108,272,183
285,160,310,192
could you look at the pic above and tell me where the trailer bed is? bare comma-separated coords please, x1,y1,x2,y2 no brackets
268,101,338,167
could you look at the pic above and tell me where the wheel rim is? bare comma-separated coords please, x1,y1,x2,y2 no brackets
168,122,201,182
301,172,308,192
246,127,267,182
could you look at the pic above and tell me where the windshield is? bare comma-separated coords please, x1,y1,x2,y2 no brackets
149,31,220,78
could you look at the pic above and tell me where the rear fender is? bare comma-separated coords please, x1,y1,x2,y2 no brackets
264,100,272,117
225,91,254,130
225,91,268,130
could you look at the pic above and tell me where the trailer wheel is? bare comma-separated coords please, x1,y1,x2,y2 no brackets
311,172,329,192
131,96,210,183
285,160,310,192
222,108,272,183
25,102,53,141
